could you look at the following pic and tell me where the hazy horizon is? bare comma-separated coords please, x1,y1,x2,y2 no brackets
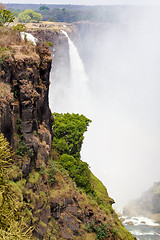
3,0,160,6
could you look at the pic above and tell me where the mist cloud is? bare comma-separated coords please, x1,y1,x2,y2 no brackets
80,7,160,210
49,6,160,211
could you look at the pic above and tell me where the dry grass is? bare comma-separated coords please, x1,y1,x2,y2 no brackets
85,233,97,240
50,169,76,199
26,21,76,33
0,82,11,98
0,27,39,59
0,27,21,47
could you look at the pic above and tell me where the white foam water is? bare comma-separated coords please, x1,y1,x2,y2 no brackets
130,230,155,236
123,216,159,227
20,32,38,45
123,216,160,240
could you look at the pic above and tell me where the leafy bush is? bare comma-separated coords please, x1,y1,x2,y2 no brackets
12,23,27,31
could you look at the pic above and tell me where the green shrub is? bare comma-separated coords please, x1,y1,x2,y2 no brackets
85,221,109,240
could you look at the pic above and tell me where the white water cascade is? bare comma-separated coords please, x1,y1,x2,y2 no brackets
49,30,91,114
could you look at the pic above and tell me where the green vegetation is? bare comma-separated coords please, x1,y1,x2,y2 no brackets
86,221,116,239
52,113,92,193
52,112,115,200
48,158,56,186
59,153,91,193
53,113,91,159
18,9,42,23
0,9,15,26
6,4,120,23
11,23,27,31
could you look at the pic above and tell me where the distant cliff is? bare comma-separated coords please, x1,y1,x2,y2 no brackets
0,25,136,239
123,182,160,223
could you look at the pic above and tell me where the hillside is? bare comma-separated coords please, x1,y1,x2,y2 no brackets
0,26,136,239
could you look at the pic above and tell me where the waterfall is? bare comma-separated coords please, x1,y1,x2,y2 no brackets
49,30,91,114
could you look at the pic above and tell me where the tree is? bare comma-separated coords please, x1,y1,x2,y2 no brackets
0,9,15,26
18,9,42,23
39,6,49,11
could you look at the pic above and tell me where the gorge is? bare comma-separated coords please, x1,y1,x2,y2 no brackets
1,3,160,239
0,22,135,239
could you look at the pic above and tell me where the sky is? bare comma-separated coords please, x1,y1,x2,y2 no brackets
2,0,160,6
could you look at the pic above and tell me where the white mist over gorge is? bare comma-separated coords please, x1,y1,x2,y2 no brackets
49,6,160,211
